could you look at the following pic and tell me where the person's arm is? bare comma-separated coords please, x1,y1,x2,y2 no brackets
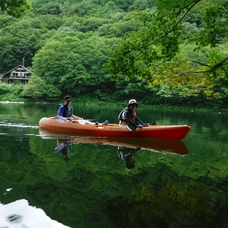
72,115,82,119
58,105,65,116
135,116,149,126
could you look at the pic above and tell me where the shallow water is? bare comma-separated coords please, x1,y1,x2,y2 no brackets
0,103,228,228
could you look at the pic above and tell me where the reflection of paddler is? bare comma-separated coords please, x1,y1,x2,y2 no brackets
117,146,141,170
54,139,72,161
39,128,190,156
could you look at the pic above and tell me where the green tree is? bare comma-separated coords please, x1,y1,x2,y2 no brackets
0,84,11,95
45,84,62,101
102,1,121,16
21,75,46,99
80,17,110,33
107,0,228,98
33,31,119,96
0,36,21,72
129,0,155,11
0,0,31,17
97,11,145,37
33,1,62,15
0,14,61,72
32,34,82,85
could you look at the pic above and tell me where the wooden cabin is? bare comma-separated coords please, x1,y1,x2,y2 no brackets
0,65,34,84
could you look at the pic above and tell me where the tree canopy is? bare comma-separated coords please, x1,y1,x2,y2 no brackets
0,0,31,17
1,0,228,106
107,0,228,99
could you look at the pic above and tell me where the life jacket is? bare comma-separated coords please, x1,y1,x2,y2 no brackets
118,108,136,122
64,105,73,117
57,105,73,117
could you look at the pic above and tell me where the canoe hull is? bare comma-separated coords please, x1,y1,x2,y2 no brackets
39,117,191,140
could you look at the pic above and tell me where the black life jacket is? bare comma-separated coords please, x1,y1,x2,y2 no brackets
118,108,136,121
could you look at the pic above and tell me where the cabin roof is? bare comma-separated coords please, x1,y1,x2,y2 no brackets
3,65,34,76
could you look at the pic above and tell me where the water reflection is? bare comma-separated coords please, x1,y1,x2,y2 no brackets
0,199,70,228
39,128,190,158
2,104,228,228
117,146,141,170
54,139,73,161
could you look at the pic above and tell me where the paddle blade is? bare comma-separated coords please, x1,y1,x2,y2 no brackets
126,125,136,131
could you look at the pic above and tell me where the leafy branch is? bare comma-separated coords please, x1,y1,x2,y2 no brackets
146,0,202,47
189,57,228,73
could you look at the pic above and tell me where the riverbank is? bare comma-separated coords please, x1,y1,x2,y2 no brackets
0,97,227,114
0,101,24,103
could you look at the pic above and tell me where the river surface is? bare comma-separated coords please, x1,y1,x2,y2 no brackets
0,103,228,228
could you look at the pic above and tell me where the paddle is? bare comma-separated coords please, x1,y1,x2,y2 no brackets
125,125,137,131
149,120,156,125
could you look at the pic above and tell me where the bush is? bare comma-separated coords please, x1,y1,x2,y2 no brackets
0,84,12,95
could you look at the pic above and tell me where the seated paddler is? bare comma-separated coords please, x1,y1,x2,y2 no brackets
118,99,149,131
57,95,82,120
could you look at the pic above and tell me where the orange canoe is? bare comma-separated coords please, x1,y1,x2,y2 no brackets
39,117,190,140
39,128,189,156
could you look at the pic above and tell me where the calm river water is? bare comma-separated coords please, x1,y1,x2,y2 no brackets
0,103,228,228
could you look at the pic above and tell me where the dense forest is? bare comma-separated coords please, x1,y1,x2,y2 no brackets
1,0,228,109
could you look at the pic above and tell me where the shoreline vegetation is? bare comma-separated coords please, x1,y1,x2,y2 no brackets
0,98,227,114
1,0,228,119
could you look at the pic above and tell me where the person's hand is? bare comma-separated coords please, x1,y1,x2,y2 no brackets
137,125,143,128
144,123,150,127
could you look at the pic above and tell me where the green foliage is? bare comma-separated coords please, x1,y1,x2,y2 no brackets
33,1,62,15
32,34,81,82
107,0,228,100
45,84,62,101
80,17,110,33
196,0,228,47
0,84,12,95
32,33,91,95
21,75,46,99
102,1,121,16
0,0,31,18
33,31,119,97
12,84,24,96
0,13,62,72
129,0,155,10
0,84,26,101
0,35,21,72
1,0,228,107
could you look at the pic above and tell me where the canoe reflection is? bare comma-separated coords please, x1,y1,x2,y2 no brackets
39,128,189,158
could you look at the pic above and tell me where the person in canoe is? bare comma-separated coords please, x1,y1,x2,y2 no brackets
57,95,82,120
118,99,149,131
